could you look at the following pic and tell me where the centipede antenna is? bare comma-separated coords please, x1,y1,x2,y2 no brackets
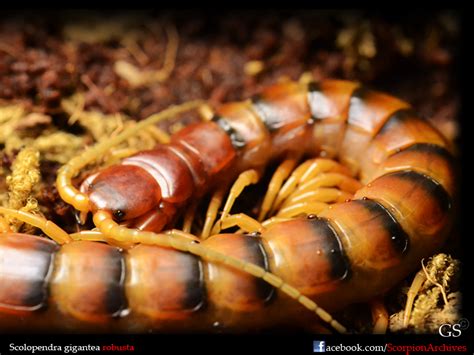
197,103,215,121
92,210,347,333
0,206,71,245
56,100,204,213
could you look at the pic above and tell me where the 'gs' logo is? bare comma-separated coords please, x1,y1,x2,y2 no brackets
439,318,469,337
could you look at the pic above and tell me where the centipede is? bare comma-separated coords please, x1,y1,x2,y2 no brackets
0,78,456,334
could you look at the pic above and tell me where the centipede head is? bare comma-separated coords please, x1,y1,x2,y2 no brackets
81,165,162,222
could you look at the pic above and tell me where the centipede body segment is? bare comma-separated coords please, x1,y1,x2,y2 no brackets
0,79,456,333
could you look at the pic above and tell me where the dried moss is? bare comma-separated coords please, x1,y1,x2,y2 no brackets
5,146,41,233
390,253,462,333
61,93,169,161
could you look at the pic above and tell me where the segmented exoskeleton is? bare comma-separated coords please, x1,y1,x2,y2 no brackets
0,79,456,333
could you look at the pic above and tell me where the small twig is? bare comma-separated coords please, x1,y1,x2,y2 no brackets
114,23,179,86
421,258,449,305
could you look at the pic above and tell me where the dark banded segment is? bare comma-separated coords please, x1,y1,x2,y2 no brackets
250,81,311,133
307,80,359,121
211,115,246,149
360,109,452,183
354,170,452,242
339,87,410,174
306,80,359,157
0,234,58,312
373,143,456,196
245,235,275,303
51,241,125,322
126,244,205,320
263,218,350,296
204,234,274,312
355,199,409,255
307,217,351,280
347,87,410,134
372,109,448,153
399,143,454,163
387,170,451,214
251,94,283,132
319,199,409,270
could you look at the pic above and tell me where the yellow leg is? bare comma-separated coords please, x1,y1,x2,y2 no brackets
221,170,260,218
0,206,71,244
272,159,353,214
276,201,328,218
92,210,347,334
403,270,426,327
280,188,351,209
371,298,389,334
271,160,316,212
258,159,297,221
211,213,263,236
261,216,293,229
56,100,204,213
182,202,197,234
201,187,227,239
299,159,353,183
294,173,363,196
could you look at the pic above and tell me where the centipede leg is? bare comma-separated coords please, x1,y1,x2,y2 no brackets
261,216,292,229
403,270,427,327
272,159,352,214
182,202,197,234
280,188,352,209
371,298,389,334
258,159,297,221
276,201,328,218
271,160,317,213
201,187,227,239
211,169,260,235
221,170,260,218
211,213,263,235
292,173,363,198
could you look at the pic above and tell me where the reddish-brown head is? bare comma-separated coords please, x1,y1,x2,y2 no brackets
83,165,162,222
